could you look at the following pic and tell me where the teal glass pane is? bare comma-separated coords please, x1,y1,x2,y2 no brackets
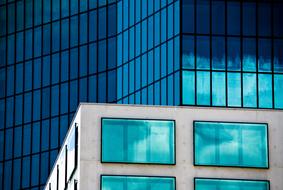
195,178,269,190
102,119,175,164
258,74,272,108
243,38,256,72
194,121,268,168
212,72,226,106
243,73,257,108
182,71,195,105
197,36,210,70
102,176,175,190
274,74,283,109
197,71,210,106
182,36,195,69
227,72,241,107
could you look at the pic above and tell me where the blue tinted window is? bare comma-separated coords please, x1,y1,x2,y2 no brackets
228,72,241,107
212,72,225,106
52,54,60,84
182,71,195,105
98,40,106,72
80,46,87,77
52,21,60,52
258,39,272,72
227,2,240,35
15,64,23,93
197,36,210,70
43,24,51,55
22,157,30,188
61,0,69,18
13,127,22,157
60,83,69,114
102,176,176,190
33,90,41,121
51,118,59,149
212,0,224,34
61,51,69,82
41,120,49,151
31,155,39,186
108,4,117,37
182,36,195,69
24,93,32,123
34,27,42,57
61,19,69,50
102,118,175,164
197,71,210,106
194,121,269,168
0,7,6,35
52,0,60,20
274,40,283,73
16,32,24,62
43,0,51,23
273,3,283,37
212,37,225,70
32,122,40,153
71,0,78,15
89,10,97,42
243,3,256,36
6,97,14,128
25,0,33,28
34,0,42,25
43,56,50,86
42,88,50,119
70,80,78,112
51,85,59,116
23,125,31,155
243,73,257,108
80,13,88,44
7,35,15,65
197,0,209,34
258,74,272,108
182,0,194,33
0,37,6,67
99,7,106,39
227,38,241,71
8,3,15,33
258,3,271,36
195,178,269,190
243,38,256,72
25,61,32,91
70,16,78,47
274,75,283,109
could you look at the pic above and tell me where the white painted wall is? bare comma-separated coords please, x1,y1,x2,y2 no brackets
45,103,283,190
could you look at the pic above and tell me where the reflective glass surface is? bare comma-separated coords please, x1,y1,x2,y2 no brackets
101,176,176,190
194,121,268,168
102,118,175,164
195,178,269,190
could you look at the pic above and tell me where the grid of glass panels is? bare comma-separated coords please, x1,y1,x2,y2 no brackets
101,175,176,190
116,0,181,105
195,178,270,190
181,0,283,109
194,121,268,168
102,118,175,164
0,0,117,189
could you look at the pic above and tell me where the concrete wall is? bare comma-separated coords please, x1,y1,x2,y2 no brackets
77,104,283,190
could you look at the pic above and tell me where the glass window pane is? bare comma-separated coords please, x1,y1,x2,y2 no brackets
274,74,283,109
212,72,226,106
258,74,272,108
182,71,195,105
227,38,241,71
243,73,257,108
258,39,272,72
197,36,210,70
195,178,269,190
274,40,283,73
227,2,240,35
194,121,269,168
197,0,210,34
212,37,225,70
243,38,256,72
102,176,175,190
197,71,210,106
182,36,195,69
212,0,225,34
102,118,175,164
227,72,241,107
243,3,256,36
258,3,271,36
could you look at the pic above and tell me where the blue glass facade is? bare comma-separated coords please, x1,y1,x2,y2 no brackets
0,0,282,189
0,0,118,189
182,0,283,108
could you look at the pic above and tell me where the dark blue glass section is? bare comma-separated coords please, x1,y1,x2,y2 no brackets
274,40,283,73
182,36,195,69
258,3,271,36
212,37,225,70
212,0,224,34
197,36,210,70
197,0,209,34
227,38,241,71
182,0,194,33
243,38,256,72
243,3,256,36
227,2,240,35
258,39,272,72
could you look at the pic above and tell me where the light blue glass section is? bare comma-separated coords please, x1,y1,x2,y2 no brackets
259,39,272,72
102,119,175,164
243,73,257,108
227,38,241,71
258,74,272,108
274,40,283,73
182,71,195,105
212,37,225,70
274,75,283,109
194,121,268,168
197,71,210,106
102,176,175,190
228,72,241,107
212,72,226,106
195,178,269,190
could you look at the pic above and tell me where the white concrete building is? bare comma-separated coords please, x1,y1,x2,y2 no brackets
44,103,283,190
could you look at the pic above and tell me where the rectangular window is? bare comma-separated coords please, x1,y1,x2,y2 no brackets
101,176,175,190
182,71,195,105
195,178,269,190
194,121,269,168
102,118,175,164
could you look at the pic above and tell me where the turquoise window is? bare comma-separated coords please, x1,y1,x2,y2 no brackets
195,178,269,190
102,118,175,164
194,121,268,168
101,176,175,190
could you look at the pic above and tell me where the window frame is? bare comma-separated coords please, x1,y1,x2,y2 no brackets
100,175,176,190
193,120,269,169
194,177,270,190
101,117,176,165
